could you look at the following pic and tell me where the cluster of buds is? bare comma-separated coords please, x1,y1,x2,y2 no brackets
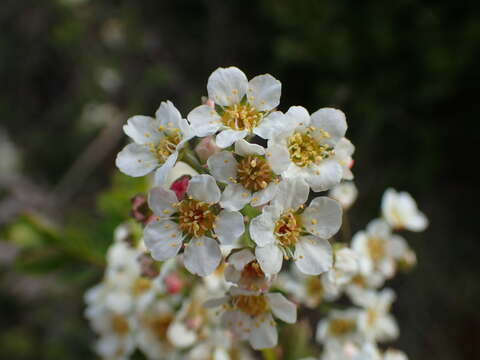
85,67,427,359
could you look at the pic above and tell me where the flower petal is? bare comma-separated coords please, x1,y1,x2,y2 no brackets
207,151,238,183
266,141,291,174
266,293,297,323
249,207,277,246
227,248,255,271
310,108,347,145
123,115,160,144
183,237,222,276
144,220,183,261
305,159,343,192
247,74,281,111
251,182,278,207
216,129,248,148
153,151,178,186
234,138,265,156
155,100,182,129
187,105,222,137
220,183,251,211
207,67,248,106
249,313,278,350
116,143,158,177
255,244,283,275
187,174,221,203
295,236,333,275
272,178,309,211
215,210,245,245
301,197,342,239
148,187,178,217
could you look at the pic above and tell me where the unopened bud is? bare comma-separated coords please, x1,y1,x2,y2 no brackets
164,273,183,294
195,135,221,163
170,175,190,201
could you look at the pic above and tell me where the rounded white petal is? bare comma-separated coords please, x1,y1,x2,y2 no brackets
116,143,158,177
221,310,252,340
164,161,198,188
376,314,399,341
234,138,265,156
405,212,428,232
227,248,255,271
187,105,222,137
249,313,278,350
187,174,221,203
207,151,238,183
249,208,277,246
144,221,183,261
294,236,333,275
310,108,347,145
207,67,248,106
305,159,343,192
153,151,178,186
254,111,293,140
255,244,283,275
266,293,297,323
215,210,245,245
123,115,160,144
216,129,248,148
247,74,281,111
155,100,182,128
267,141,291,174
148,187,178,217
329,182,358,209
301,197,342,239
272,178,309,211
285,106,311,129
252,182,278,207
167,322,197,348
183,237,222,276
203,296,229,308
220,183,251,211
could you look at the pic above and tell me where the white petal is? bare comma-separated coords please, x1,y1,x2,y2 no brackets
153,151,178,186
207,67,248,106
207,151,238,183
203,296,229,308
167,322,197,348
227,248,255,270
123,115,160,144
254,111,293,140
310,108,347,145
148,187,178,217
255,244,283,275
249,207,277,246
267,141,291,174
143,221,183,261
221,310,252,340
405,212,428,232
155,100,182,128
234,139,265,156
266,293,297,323
285,106,311,128
295,236,333,275
187,105,222,137
376,314,399,341
187,174,221,203
215,210,245,245
115,143,158,177
247,74,281,111
305,160,343,192
251,182,278,207
183,237,222,276
301,197,342,238
249,313,278,349
272,178,309,211
220,183,251,211
216,129,248,148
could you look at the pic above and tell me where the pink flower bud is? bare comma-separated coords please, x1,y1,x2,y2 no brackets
206,99,215,108
170,175,190,201
164,273,183,294
194,135,221,163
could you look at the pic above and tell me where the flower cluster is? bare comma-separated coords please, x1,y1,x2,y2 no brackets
86,67,428,359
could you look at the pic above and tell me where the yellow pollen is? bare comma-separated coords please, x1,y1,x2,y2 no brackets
236,155,274,192
287,131,334,167
149,315,173,340
329,318,356,336
306,276,324,297
232,294,269,317
221,103,263,132
367,237,385,261
177,199,216,237
112,315,130,336
367,309,378,326
132,277,152,296
274,211,303,247
150,130,181,163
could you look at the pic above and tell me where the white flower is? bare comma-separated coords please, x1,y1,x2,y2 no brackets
250,178,342,276
321,342,382,360
115,100,193,186
329,182,358,209
266,106,350,191
383,349,408,360
187,66,282,148
205,287,297,350
316,308,361,347
381,188,428,231
353,289,399,343
207,139,280,210
327,247,359,286
144,174,245,276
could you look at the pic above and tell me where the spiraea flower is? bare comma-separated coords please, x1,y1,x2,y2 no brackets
205,287,296,350
316,308,361,348
143,174,245,276
116,101,193,185
207,139,280,210
187,66,282,148
329,182,358,209
381,188,428,232
267,106,350,191
250,178,342,276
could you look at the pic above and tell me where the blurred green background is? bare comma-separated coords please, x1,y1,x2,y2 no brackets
0,0,478,359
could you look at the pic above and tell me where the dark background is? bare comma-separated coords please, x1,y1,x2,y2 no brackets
0,1,478,359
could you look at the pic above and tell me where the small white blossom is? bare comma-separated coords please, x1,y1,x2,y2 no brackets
330,182,358,209
381,188,428,231
316,308,361,348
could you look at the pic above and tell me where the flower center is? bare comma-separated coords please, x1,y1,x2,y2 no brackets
367,237,385,261
149,315,173,341
306,276,324,297
132,277,152,296
236,155,274,191
287,131,334,168
151,130,181,163
329,318,356,336
221,103,263,132
274,211,303,247
232,294,269,317
177,199,216,237
112,315,130,336
366,309,378,326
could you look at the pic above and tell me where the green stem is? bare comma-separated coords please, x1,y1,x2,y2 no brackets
261,348,276,360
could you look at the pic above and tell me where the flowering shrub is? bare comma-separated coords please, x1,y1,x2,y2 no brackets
85,67,427,359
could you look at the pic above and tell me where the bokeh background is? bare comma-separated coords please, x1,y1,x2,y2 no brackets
1,0,478,359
